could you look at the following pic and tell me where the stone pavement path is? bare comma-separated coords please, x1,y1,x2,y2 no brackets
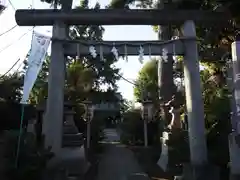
96,129,150,180
102,128,121,142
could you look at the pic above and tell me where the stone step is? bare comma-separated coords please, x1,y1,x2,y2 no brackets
62,140,84,147
63,126,79,134
62,133,84,142
62,133,84,147
61,131,84,147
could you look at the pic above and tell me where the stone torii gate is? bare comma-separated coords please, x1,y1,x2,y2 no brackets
15,5,229,179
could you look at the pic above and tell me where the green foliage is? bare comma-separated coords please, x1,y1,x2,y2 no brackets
200,65,231,164
0,73,23,103
120,107,161,146
120,109,144,145
4,131,54,180
109,0,240,64
30,0,121,106
0,73,36,132
134,59,158,102
132,58,231,166
108,0,154,8
133,59,182,108
174,1,240,63
65,60,96,103
30,0,121,107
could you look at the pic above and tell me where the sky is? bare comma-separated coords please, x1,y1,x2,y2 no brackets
0,0,158,100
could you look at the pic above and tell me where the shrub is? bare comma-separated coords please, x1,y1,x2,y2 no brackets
4,130,54,180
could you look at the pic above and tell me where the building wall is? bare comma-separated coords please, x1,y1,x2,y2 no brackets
93,102,120,111
93,92,123,111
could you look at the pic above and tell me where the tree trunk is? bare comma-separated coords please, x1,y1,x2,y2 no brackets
157,8,175,126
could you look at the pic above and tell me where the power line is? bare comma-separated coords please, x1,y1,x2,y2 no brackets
0,0,18,37
116,73,137,86
0,0,36,78
7,0,15,10
15,60,24,72
0,28,33,53
0,58,21,78
0,28,33,78
0,24,18,37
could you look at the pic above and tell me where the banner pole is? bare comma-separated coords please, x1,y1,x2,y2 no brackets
15,104,25,168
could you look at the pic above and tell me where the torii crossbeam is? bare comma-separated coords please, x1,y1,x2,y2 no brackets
15,9,229,26
15,9,230,56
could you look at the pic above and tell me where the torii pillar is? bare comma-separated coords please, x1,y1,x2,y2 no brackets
228,41,240,180
43,0,73,155
181,20,219,180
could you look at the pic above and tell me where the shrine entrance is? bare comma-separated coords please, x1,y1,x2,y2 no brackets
15,4,229,179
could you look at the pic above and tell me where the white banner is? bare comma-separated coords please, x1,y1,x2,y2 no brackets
0,0,6,7
21,32,50,104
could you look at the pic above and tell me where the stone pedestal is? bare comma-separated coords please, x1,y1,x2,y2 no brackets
43,109,89,179
158,129,189,173
182,163,219,180
63,111,78,134
27,118,36,134
37,102,84,149
62,110,84,148
157,131,169,171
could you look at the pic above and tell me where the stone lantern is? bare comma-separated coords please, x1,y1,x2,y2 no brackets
83,100,95,149
140,99,153,147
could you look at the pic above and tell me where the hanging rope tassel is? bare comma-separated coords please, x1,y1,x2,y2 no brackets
138,45,144,64
148,45,151,60
124,44,128,62
76,43,80,60
111,43,119,60
99,45,104,61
